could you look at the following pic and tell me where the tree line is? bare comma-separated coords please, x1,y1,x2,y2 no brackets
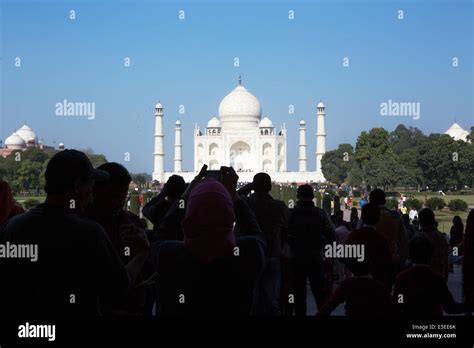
321,124,474,191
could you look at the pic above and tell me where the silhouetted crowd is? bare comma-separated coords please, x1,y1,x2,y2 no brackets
0,149,473,319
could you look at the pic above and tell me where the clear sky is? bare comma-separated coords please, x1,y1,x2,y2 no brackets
1,0,473,174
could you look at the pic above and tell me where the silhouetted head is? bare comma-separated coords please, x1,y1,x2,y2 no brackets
165,175,186,200
409,235,434,264
92,162,131,215
452,215,462,226
297,184,314,201
361,203,380,226
369,188,386,205
418,208,436,228
252,172,272,193
45,149,109,213
183,177,236,262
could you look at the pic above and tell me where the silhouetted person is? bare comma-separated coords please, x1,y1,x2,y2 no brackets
86,162,151,317
369,188,408,278
392,235,463,317
402,213,415,241
450,215,464,250
349,207,359,231
236,172,288,316
463,209,474,313
0,149,130,319
288,184,336,316
142,175,186,234
152,165,266,318
0,179,24,226
345,203,393,290
317,255,392,318
417,208,448,281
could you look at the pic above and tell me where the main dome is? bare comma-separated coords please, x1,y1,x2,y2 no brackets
218,84,261,129
16,124,37,143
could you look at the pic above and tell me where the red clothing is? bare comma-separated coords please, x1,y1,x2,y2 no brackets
345,226,393,289
317,276,391,318
0,180,24,225
392,265,462,317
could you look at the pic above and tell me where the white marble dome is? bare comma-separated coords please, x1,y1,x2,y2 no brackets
207,117,221,128
5,132,26,149
218,84,261,129
299,119,306,126
16,124,37,143
259,117,273,128
445,122,469,142
155,102,163,109
175,119,181,126
219,85,261,117
317,101,325,108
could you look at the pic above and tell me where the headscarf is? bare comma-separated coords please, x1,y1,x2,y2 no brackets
182,177,236,263
0,180,16,225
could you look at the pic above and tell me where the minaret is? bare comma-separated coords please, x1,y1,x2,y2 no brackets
299,119,307,172
174,119,182,172
316,101,326,172
153,102,165,182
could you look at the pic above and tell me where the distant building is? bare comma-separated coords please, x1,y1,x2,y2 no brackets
445,122,470,142
0,123,63,158
152,78,327,183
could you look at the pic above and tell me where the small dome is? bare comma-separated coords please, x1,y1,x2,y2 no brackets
175,119,181,125
299,119,306,126
207,117,221,128
155,102,163,109
445,122,469,142
317,101,325,108
5,132,26,148
259,116,273,128
58,143,65,149
17,124,37,143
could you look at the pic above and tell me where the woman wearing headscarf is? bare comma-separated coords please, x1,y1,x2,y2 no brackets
0,180,24,226
463,209,474,313
152,165,266,317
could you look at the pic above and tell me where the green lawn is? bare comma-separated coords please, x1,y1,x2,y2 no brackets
14,195,46,204
411,192,474,206
432,209,469,234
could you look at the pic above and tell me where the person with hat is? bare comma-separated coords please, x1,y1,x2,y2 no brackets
0,149,131,319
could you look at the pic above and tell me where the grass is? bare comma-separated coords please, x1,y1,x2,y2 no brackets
410,192,474,206
433,209,469,234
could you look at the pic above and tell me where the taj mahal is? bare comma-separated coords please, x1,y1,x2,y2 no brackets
152,78,327,184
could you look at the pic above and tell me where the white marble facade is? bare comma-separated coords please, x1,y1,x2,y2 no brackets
153,80,326,184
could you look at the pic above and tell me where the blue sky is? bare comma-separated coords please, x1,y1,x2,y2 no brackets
1,0,473,174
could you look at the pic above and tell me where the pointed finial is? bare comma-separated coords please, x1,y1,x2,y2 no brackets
238,74,242,85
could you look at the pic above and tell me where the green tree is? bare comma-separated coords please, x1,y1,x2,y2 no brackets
417,134,473,190
389,124,427,155
15,160,43,193
351,128,404,190
321,143,354,184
